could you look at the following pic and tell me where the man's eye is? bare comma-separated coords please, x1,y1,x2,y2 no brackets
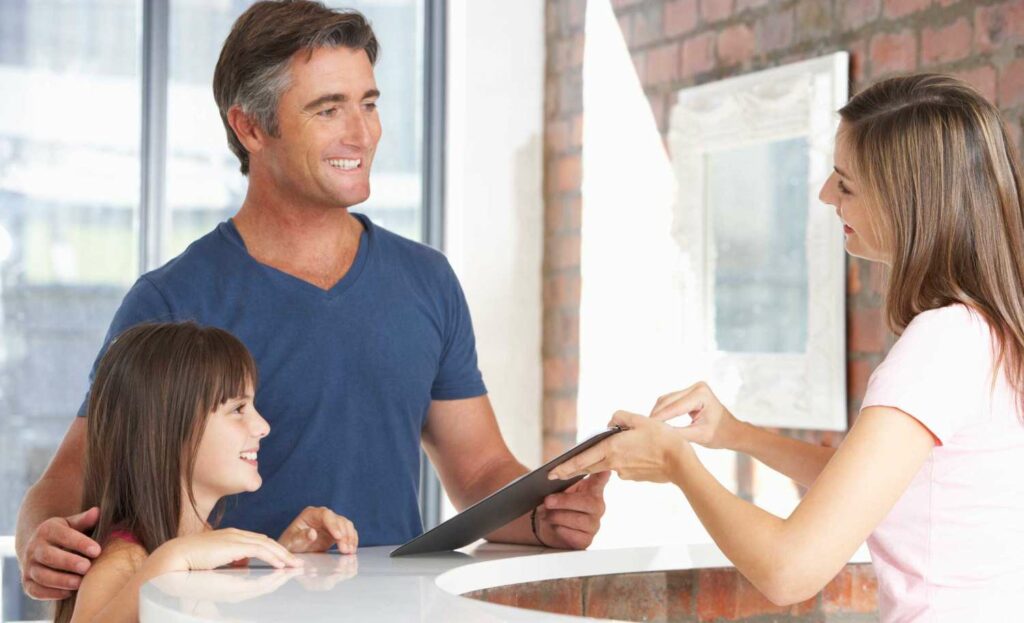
318,107,337,117
363,102,378,112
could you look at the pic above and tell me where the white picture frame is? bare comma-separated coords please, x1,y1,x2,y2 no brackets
668,52,849,431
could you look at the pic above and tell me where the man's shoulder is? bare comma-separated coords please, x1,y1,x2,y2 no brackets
141,223,242,291
368,217,454,279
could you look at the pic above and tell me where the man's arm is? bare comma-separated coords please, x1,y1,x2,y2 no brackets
16,417,101,600
421,395,607,549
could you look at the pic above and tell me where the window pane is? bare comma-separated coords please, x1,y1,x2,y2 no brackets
166,0,425,261
0,1,141,619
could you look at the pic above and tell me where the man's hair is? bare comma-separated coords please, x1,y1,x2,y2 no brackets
213,1,379,175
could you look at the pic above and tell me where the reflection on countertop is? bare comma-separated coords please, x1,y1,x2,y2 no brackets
140,542,873,622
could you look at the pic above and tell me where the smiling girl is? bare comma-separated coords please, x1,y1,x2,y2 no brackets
551,73,1024,621
54,322,357,623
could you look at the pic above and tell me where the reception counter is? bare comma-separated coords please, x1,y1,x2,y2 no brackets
139,542,875,622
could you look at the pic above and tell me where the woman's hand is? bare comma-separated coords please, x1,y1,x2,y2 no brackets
278,506,358,555
548,411,694,484
650,382,743,450
153,528,303,572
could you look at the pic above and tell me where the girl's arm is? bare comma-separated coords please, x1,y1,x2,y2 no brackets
551,405,934,605
648,383,836,488
71,529,303,622
68,540,166,623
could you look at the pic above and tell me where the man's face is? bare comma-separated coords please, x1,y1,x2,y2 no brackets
261,46,382,210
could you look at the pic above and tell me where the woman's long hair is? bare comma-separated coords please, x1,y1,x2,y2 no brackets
839,73,1024,415
54,322,258,622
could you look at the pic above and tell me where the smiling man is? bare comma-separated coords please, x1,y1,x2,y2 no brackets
15,0,609,602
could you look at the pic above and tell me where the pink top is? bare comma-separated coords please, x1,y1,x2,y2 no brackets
107,529,141,546
861,304,1024,622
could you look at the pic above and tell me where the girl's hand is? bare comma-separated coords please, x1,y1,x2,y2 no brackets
154,528,303,572
548,411,694,484
278,506,358,555
649,382,742,450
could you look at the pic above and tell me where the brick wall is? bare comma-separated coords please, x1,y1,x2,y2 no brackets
466,563,878,621
542,0,1024,458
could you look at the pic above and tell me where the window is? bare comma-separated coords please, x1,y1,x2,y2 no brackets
0,1,432,619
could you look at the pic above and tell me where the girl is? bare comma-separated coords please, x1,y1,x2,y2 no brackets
551,73,1024,621
55,322,358,623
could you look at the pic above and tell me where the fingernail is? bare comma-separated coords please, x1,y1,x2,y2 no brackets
77,562,89,574
88,546,101,557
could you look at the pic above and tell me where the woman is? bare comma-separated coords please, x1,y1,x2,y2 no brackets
550,73,1024,621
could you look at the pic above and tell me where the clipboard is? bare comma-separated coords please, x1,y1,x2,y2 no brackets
390,426,623,557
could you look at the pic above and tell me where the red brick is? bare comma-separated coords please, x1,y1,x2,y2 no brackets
545,119,570,154
507,578,585,615
848,38,869,86
585,573,669,620
545,195,582,232
665,0,699,37
755,9,795,54
736,0,772,10
543,356,580,393
847,256,863,296
613,0,645,7
542,310,579,355
645,42,680,86
616,12,633,45
544,396,578,433
869,29,917,77
543,436,575,461
824,564,878,613
975,1,1024,54
842,0,881,31
682,32,717,78
648,93,668,133
549,154,582,194
795,0,834,44
696,569,738,621
952,65,998,104
544,272,581,308
848,357,874,403
921,17,972,65
849,306,888,353
545,231,581,270
1000,58,1024,109
632,5,664,47
570,114,584,147
718,24,756,66
566,0,586,30
557,71,583,116
883,0,930,19
631,50,647,84
701,0,734,23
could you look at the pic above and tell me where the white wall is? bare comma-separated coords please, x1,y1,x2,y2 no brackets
445,0,545,485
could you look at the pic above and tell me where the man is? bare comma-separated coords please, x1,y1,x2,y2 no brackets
16,1,608,601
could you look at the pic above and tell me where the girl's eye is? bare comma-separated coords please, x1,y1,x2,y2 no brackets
231,403,246,415
838,179,851,195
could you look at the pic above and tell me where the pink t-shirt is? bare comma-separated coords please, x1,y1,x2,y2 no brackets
861,304,1024,622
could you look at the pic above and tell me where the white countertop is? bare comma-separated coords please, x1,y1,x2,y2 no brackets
140,542,871,622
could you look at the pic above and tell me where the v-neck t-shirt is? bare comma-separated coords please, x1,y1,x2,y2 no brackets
78,213,487,546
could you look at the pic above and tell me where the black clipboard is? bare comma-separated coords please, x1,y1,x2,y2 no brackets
390,426,623,557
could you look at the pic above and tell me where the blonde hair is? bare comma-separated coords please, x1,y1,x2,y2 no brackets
839,73,1024,414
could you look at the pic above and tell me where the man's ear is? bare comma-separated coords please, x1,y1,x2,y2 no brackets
227,105,266,156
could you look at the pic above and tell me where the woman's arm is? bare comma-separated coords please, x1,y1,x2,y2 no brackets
551,406,934,605
649,383,836,488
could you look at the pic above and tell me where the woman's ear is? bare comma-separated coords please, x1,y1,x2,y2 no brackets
227,106,265,157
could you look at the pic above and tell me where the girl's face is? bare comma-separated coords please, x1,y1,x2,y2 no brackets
818,123,888,263
192,381,270,502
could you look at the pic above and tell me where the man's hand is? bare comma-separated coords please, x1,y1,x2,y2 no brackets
20,506,101,600
277,506,358,554
535,471,610,550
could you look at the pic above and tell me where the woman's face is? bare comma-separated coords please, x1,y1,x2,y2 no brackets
818,123,888,263
192,381,269,503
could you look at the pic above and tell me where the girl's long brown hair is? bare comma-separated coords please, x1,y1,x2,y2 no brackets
54,322,257,623
839,73,1024,416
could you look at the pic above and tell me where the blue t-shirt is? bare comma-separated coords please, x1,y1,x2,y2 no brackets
78,213,487,545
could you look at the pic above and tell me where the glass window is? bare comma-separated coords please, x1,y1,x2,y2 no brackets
1,1,426,619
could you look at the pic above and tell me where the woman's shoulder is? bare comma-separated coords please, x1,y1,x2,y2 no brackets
900,304,992,348
92,536,148,573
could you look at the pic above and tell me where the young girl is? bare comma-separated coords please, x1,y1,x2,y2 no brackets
551,73,1024,621
54,322,358,623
